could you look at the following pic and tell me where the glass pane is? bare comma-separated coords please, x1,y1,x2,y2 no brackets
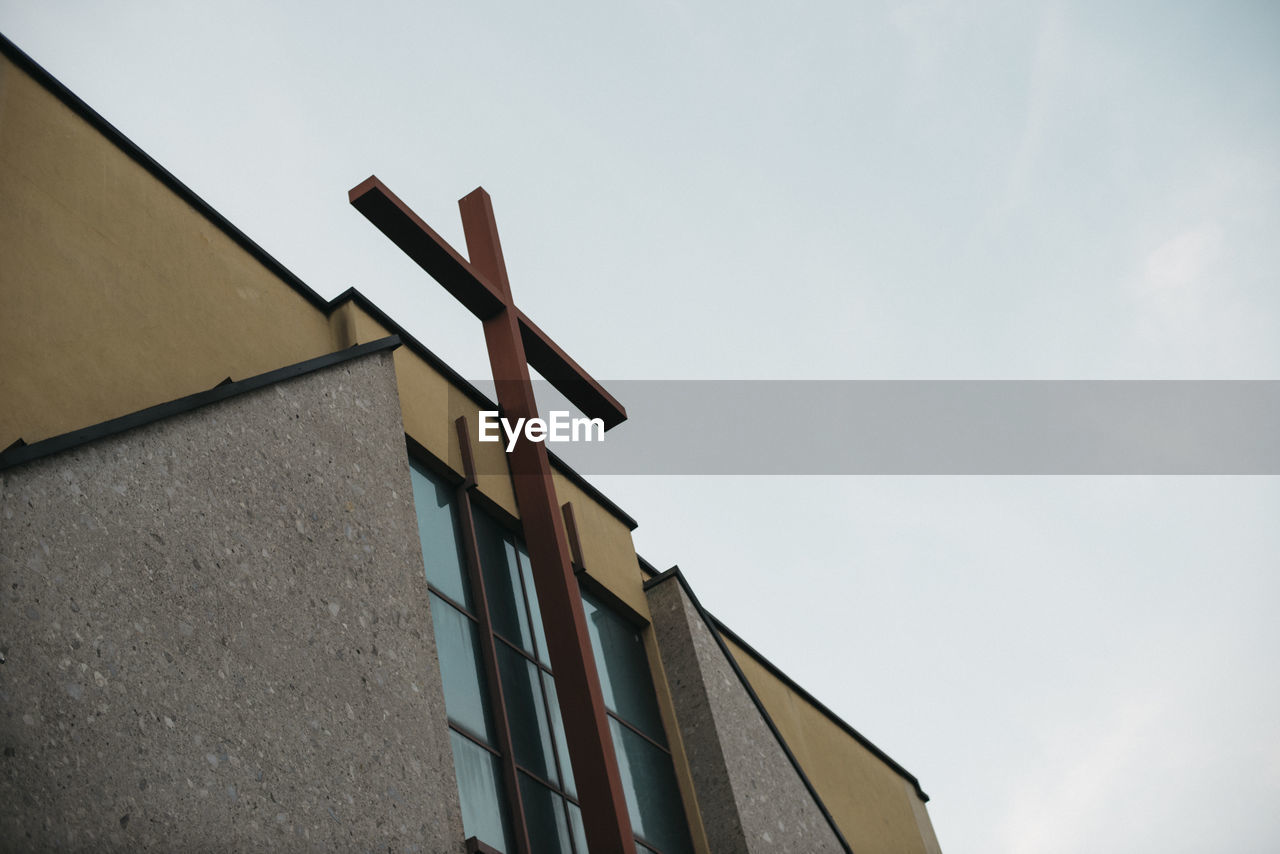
566,802,588,854
542,673,576,798
515,542,552,667
496,641,558,786
449,730,512,854
474,509,534,652
409,462,470,609
610,718,694,854
583,594,667,743
429,593,492,742
518,772,574,854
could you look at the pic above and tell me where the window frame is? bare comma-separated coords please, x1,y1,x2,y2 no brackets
579,583,696,854
410,446,690,854
412,451,584,853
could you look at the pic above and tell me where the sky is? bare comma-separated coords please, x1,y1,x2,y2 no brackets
3,2,1278,851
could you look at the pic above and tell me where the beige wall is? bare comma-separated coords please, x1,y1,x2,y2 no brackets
725,635,942,854
0,54,336,448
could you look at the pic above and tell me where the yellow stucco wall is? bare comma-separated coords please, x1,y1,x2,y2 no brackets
552,472,645,614
724,635,942,854
0,53,335,448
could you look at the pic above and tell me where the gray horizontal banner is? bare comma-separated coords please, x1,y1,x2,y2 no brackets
461,381,1280,475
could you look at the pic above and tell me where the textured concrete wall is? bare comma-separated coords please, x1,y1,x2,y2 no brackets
646,576,844,854
0,350,465,851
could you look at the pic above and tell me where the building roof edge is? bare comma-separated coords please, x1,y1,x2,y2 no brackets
639,556,929,802
0,337,402,473
644,566,855,852
0,33,641,533
328,288,639,532
0,30,331,313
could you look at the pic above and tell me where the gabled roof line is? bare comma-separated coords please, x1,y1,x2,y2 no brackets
636,555,929,802
0,31,331,313
644,566,856,853
712,614,930,802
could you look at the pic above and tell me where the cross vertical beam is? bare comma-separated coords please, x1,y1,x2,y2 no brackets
461,188,633,854
350,178,634,854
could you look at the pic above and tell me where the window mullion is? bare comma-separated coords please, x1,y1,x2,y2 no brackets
606,710,672,755
511,763,576,804
451,723,502,757
427,584,479,621
511,546,580,851
454,483,534,854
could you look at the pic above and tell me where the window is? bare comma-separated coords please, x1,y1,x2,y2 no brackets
409,459,692,854
583,594,694,854
411,461,517,850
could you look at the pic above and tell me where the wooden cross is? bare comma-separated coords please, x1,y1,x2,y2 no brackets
349,177,634,853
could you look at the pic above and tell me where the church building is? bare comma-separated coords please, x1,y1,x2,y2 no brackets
0,33,941,853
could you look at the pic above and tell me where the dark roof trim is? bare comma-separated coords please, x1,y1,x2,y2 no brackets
712,617,929,802
637,554,663,578
0,32,330,312
546,449,637,531
329,287,488,407
0,337,401,472
1,31,638,530
639,555,929,802
643,567,855,853
0,33,640,532
328,288,639,532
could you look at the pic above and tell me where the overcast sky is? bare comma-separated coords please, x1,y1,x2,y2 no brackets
3,2,1278,851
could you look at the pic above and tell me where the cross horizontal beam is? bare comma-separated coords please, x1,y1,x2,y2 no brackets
516,310,626,430
349,177,507,319
349,177,626,429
